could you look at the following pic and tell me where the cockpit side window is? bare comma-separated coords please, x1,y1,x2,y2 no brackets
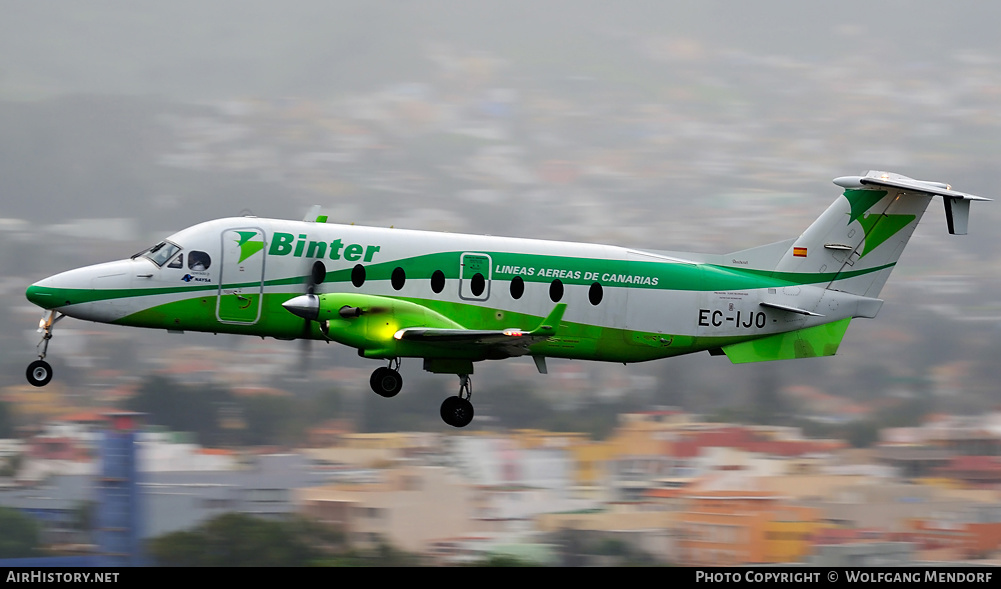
136,241,182,267
167,253,184,269
188,251,211,271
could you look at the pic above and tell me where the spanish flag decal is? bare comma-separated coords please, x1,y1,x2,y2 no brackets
793,247,808,258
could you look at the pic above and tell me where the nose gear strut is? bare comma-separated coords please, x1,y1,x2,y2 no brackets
27,311,63,387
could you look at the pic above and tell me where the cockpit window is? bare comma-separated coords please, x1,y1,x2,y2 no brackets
135,241,182,267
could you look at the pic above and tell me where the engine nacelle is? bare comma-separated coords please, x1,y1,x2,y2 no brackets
309,293,464,358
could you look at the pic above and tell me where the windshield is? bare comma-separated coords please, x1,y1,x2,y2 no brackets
133,241,182,267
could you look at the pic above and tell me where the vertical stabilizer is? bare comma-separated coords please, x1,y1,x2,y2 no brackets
771,171,988,298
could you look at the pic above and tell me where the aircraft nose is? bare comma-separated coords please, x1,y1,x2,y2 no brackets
25,279,59,309
25,259,134,311
282,294,319,321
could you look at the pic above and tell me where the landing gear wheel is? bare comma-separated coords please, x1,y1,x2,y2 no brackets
370,367,403,398
440,396,474,428
26,360,53,387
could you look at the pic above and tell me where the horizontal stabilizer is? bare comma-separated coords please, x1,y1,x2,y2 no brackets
856,175,991,202
759,301,824,317
835,171,991,236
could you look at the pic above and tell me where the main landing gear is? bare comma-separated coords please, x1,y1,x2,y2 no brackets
367,360,475,428
440,374,474,428
27,311,63,387
369,358,403,398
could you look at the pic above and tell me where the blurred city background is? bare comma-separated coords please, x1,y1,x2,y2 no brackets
1,2,1000,566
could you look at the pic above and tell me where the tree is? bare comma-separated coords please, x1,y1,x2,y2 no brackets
0,507,41,558
126,375,233,446
0,400,14,439
148,513,326,567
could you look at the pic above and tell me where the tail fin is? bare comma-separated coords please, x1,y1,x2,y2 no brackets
770,170,990,297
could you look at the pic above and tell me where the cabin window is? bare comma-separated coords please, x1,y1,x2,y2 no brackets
430,270,445,294
391,267,406,291
188,251,211,271
470,273,486,297
549,279,564,302
351,264,366,288
510,276,525,300
589,282,603,306
167,254,183,269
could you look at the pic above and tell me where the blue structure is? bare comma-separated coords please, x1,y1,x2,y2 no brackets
1,413,328,567
0,413,144,567
94,412,143,567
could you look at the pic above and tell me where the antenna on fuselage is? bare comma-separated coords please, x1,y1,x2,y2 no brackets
303,205,327,223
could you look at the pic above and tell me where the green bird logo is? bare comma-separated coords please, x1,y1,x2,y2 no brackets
844,190,915,258
235,231,264,263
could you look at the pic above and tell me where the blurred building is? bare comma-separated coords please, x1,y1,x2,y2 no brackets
675,490,824,565
296,465,475,552
805,542,914,567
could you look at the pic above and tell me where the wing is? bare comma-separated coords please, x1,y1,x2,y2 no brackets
393,303,566,357
283,291,568,360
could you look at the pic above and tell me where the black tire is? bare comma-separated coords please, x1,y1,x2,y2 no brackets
27,360,53,387
370,367,403,398
440,396,474,428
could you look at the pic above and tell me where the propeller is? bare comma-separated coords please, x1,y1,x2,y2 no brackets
286,261,327,375
283,262,393,348
283,261,327,322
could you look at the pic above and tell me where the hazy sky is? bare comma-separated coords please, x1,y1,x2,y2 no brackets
3,2,1001,99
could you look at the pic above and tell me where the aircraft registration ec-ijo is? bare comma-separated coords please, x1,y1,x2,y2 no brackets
24,171,989,427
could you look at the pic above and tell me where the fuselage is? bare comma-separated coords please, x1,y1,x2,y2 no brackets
25,216,847,364
23,171,989,426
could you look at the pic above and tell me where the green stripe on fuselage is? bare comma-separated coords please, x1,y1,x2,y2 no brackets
112,291,761,364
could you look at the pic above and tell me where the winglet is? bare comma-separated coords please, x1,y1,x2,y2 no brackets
529,304,567,337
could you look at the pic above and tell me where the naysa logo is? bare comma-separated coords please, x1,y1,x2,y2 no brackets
181,274,211,283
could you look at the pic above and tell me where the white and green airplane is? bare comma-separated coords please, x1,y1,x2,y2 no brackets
24,170,989,427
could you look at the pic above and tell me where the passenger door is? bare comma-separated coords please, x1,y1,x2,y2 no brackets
217,227,267,324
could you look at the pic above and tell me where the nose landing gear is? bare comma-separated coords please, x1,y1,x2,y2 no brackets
27,311,63,387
